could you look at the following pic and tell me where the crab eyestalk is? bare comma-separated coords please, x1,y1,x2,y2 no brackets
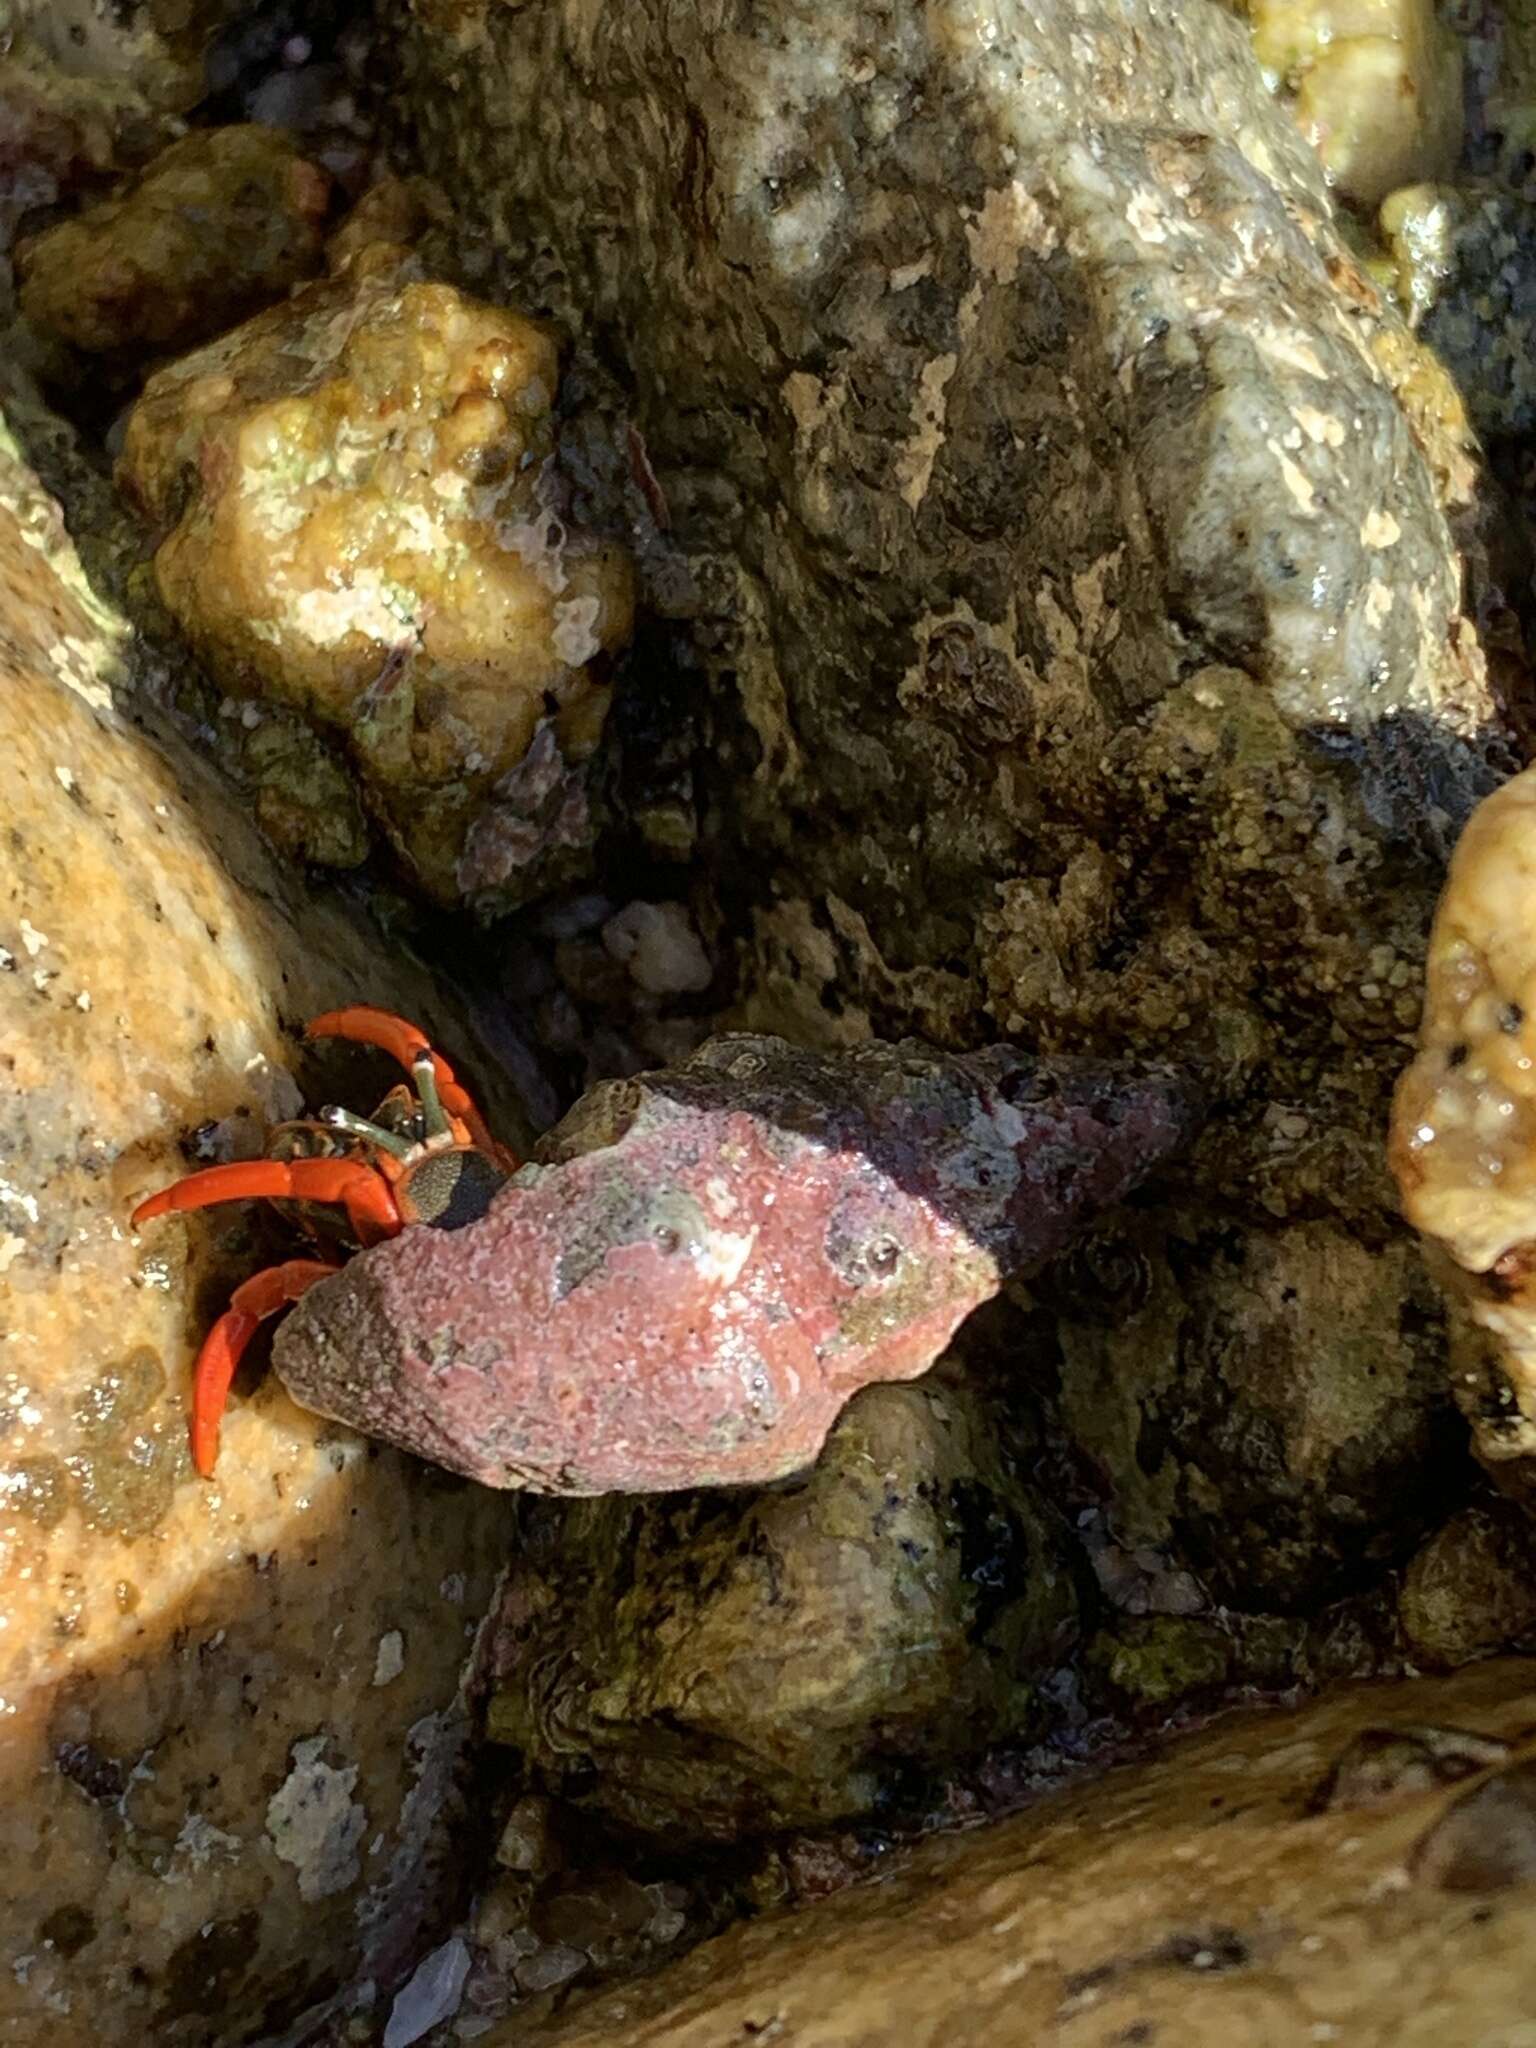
411,1050,453,1143
321,1104,416,1158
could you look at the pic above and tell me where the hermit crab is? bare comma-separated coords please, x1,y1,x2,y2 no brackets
131,1005,517,1477
134,1023,1197,1498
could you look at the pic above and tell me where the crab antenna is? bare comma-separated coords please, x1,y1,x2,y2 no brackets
320,1105,415,1158
412,1051,451,1140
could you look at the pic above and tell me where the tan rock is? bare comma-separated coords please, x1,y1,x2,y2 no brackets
1246,0,1464,208
1390,763,1536,1471
0,397,525,2044
17,125,333,360
116,255,635,903
482,1661,1536,2048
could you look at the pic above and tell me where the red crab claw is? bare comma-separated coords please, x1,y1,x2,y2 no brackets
130,1157,401,1244
190,1258,341,1477
304,1005,516,1167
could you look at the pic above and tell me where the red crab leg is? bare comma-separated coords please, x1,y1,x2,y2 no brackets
131,1157,401,1244
190,1258,341,1478
305,1005,515,1167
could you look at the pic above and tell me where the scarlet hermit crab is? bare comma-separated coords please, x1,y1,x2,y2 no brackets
136,1024,1198,1497
131,1004,517,1477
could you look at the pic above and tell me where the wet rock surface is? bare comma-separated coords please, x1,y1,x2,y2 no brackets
471,1662,1536,2048
272,1033,1195,1492
17,124,334,363
0,392,525,2044
8,0,1536,2037
390,0,1509,1601
1390,763,1536,1473
486,1378,1080,1840
115,239,635,905
1249,0,1464,208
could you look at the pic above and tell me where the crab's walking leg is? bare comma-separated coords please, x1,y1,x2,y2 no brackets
305,1006,516,1168
131,1157,400,1243
190,1259,341,1478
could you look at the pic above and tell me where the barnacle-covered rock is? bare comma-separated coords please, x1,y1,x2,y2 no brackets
116,252,635,903
488,1379,1079,1839
273,1033,1197,1493
0,388,523,2045
1390,764,1536,1471
17,125,334,363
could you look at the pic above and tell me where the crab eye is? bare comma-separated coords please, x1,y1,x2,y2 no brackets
652,1224,682,1255
866,1238,901,1278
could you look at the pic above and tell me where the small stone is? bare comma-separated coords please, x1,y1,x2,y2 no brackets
494,1795,559,1876
513,1943,587,1994
383,1936,472,2048
1312,1726,1511,1814
1399,1506,1536,1669
601,901,713,995
1413,1759,1536,1891
372,1630,406,1687
18,125,332,359
116,254,634,904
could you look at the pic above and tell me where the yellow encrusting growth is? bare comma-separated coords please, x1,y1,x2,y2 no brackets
1245,0,1463,209
1391,766,1536,1459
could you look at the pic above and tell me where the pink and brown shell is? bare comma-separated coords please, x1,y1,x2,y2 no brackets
273,1034,1198,1492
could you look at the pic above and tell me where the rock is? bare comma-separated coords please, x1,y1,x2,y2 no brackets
0,43,124,253
1248,0,1464,209
392,0,1505,1599
272,1033,1196,1493
487,1378,1079,1839
19,0,255,121
1390,763,1536,1475
601,900,713,996
1471,0,1536,175
470,1661,1536,2048
1412,1755,1536,1891
1051,1215,1462,1607
115,243,636,904
0,388,525,2043
17,126,334,362
494,1795,560,1877
1312,1723,1511,1812
1399,1503,1536,1668
1086,1615,1233,1717
382,1935,472,2048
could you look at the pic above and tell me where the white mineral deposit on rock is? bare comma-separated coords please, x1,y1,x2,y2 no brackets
265,1736,367,1903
